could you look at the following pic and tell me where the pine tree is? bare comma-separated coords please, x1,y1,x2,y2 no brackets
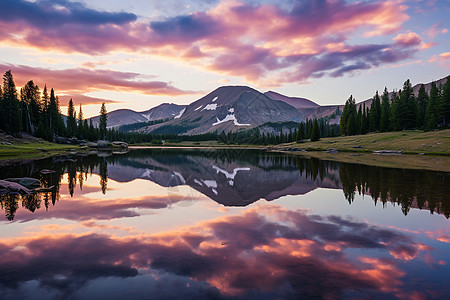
370,91,381,132
397,80,417,130
440,76,450,126
425,82,439,130
416,84,428,128
67,98,77,137
357,105,363,134
99,103,108,140
47,89,64,136
310,119,320,141
41,84,49,123
390,90,401,130
77,104,84,138
296,122,305,142
340,95,357,135
0,70,21,133
380,88,390,132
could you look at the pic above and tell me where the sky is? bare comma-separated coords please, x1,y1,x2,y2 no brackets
1,0,449,117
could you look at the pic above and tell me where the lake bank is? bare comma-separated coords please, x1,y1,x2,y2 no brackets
1,129,449,172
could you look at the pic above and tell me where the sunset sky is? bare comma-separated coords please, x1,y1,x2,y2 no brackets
1,0,449,117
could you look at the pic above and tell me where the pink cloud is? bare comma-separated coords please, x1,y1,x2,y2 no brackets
0,205,437,298
0,63,197,96
58,94,118,106
0,0,417,84
429,52,450,63
393,32,422,47
427,23,449,38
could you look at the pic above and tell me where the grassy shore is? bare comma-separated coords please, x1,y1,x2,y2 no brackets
1,130,449,172
281,129,450,155
274,129,450,172
0,140,79,161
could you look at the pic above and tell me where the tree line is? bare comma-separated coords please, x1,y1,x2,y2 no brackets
0,70,108,141
339,77,450,136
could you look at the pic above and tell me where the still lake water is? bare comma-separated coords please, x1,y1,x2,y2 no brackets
0,148,449,299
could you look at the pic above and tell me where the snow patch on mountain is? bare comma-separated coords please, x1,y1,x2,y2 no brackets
174,108,186,119
194,106,202,111
203,180,217,188
212,114,251,126
202,104,218,111
212,96,218,102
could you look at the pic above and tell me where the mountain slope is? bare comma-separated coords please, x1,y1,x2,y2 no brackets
88,103,186,129
139,86,302,135
89,109,148,128
265,91,319,109
140,103,186,121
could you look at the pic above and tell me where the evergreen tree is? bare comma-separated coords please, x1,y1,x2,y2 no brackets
380,88,391,132
340,95,357,135
390,90,401,130
416,84,428,128
397,79,417,130
48,88,64,136
77,104,84,138
99,103,108,140
41,84,49,123
0,70,21,133
347,112,357,135
357,105,363,134
296,122,305,142
310,119,320,141
425,82,439,130
440,76,450,126
67,98,77,137
370,91,381,132
20,81,41,134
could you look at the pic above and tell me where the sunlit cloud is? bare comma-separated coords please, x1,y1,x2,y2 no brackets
427,22,449,38
0,205,440,298
0,0,419,85
0,63,197,96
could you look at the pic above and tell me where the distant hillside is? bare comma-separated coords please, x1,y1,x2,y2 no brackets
140,103,187,121
89,109,148,128
264,91,319,109
89,103,186,128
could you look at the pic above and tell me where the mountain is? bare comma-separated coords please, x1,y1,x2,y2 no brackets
265,91,319,109
89,109,148,128
138,86,302,135
86,75,448,133
89,103,186,128
140,103,187,121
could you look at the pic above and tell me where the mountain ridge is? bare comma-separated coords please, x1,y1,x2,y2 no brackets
87,75,448,134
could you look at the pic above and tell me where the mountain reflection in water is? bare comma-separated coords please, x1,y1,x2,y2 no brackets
0,149,449,299
0,148,448,220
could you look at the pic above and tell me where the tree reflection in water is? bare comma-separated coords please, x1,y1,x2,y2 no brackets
0,149,449,220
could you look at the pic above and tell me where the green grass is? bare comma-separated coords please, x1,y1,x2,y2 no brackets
0,141,79,161
283,129,450,155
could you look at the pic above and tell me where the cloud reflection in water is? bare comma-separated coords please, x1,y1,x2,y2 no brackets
0,205,445,299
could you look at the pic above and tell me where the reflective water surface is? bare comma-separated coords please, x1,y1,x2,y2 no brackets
0,148,449,299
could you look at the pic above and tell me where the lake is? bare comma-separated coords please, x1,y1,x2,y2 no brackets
0,148,449,299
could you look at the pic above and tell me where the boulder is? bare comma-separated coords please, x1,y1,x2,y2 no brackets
86,142,98,148
112,141,128,148
96,140,112,148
